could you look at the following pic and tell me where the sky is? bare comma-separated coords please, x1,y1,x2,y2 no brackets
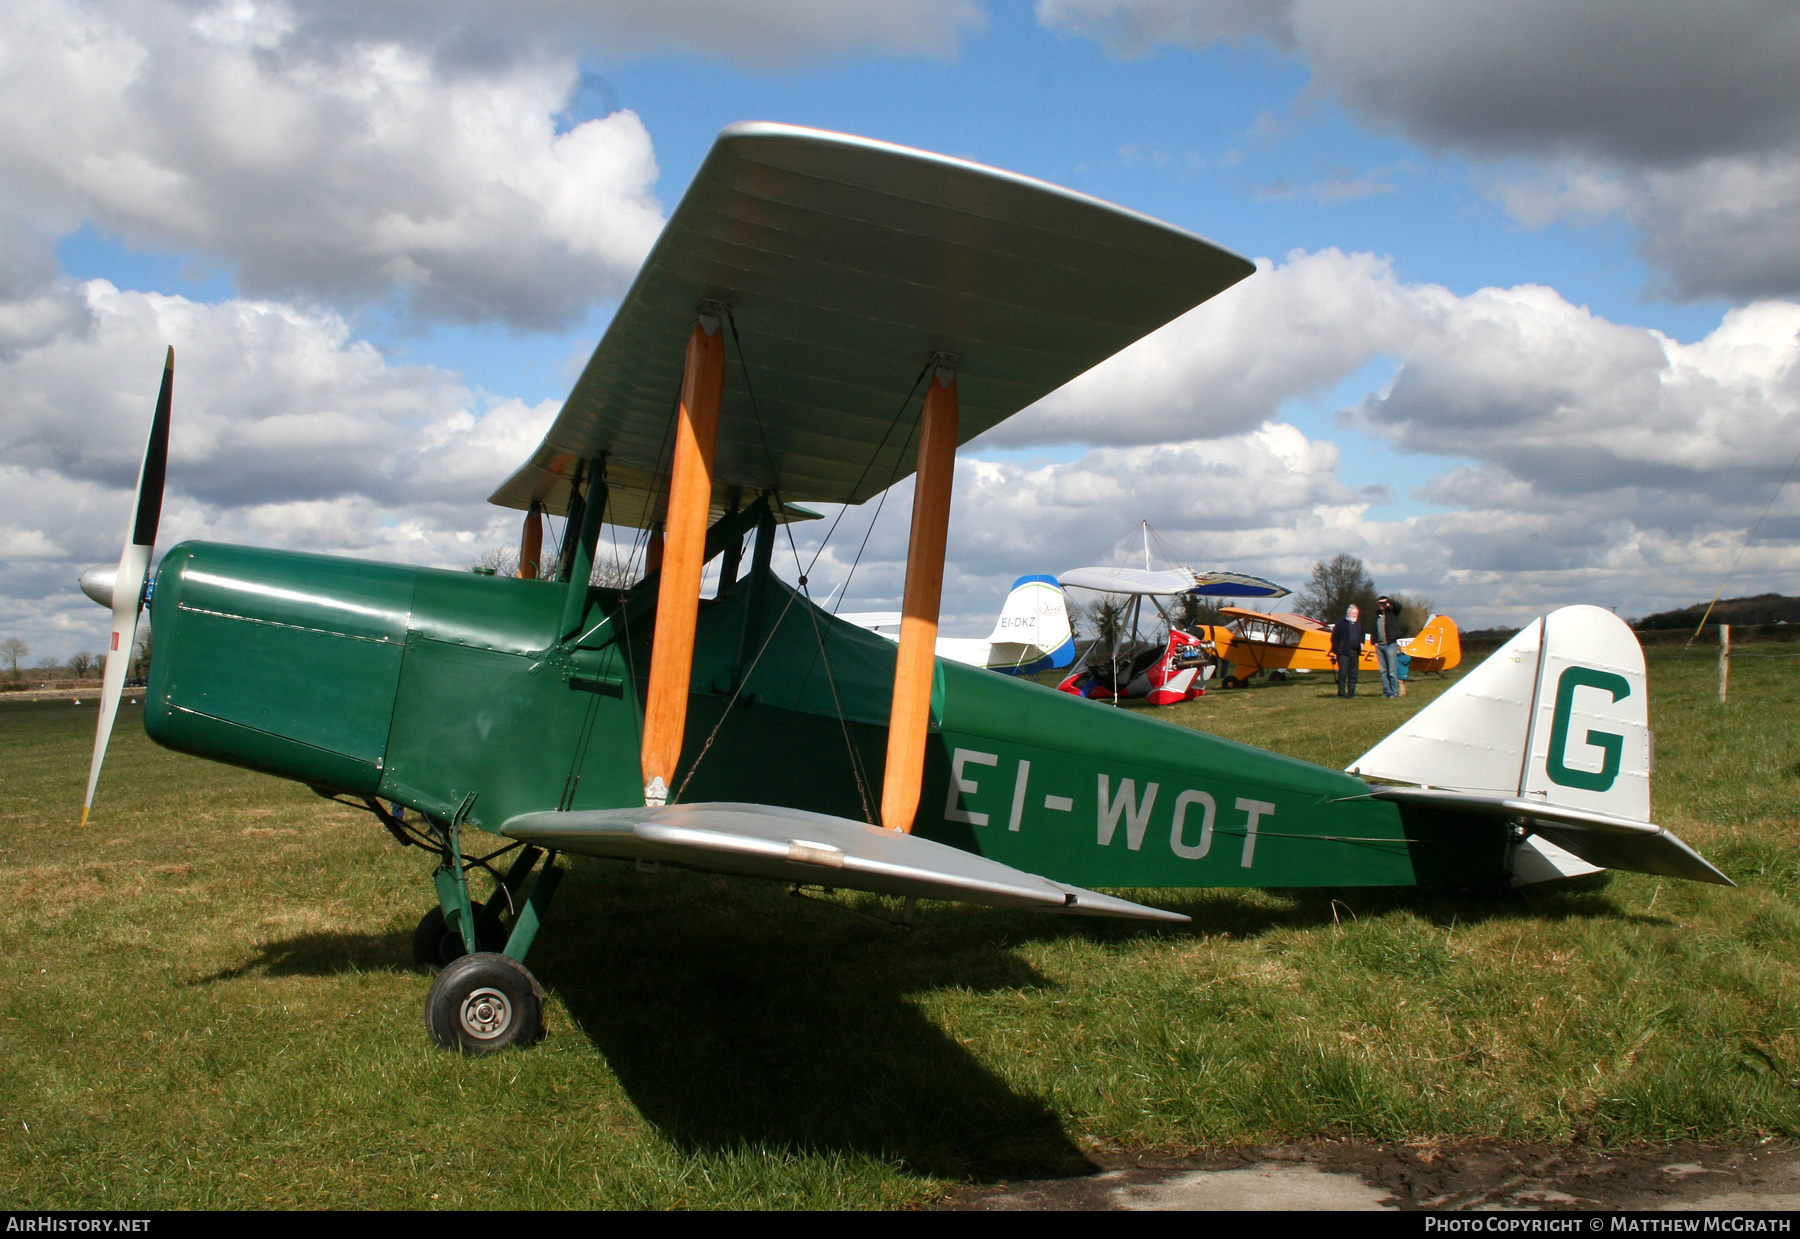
6,0,1800,660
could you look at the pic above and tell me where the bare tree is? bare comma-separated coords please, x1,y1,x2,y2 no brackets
590,555,636,589
472,547,519,577
1170,592,1222,636
132,630,153,681
482,542,643,589
1388,591,1437,637
0,637,27,680
1295,554,1377,625
1073,594,1131,659
67,650,96,679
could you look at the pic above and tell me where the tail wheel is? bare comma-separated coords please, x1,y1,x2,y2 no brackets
426,953,545,1053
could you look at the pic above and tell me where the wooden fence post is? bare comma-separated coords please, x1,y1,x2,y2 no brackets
1718,623,1730,704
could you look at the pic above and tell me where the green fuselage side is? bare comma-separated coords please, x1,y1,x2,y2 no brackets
144,540,1504,889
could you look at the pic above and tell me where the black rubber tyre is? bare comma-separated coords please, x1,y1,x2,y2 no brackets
412,905,506,973
1221,676,1241,689
1270,671,1288,683
425,952,545,1053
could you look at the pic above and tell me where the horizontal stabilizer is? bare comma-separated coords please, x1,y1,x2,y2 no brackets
1349,605,1731,887
1368,786,1732,886
503,801,1188,922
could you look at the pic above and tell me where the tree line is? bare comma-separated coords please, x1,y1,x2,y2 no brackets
0,633,152,684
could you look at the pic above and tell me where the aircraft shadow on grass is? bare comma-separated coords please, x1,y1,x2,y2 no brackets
189,861,1665,1180
527,865,1090,1180
192,931,414,982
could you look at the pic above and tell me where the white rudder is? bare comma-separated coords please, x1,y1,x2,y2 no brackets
1347,605,1728,887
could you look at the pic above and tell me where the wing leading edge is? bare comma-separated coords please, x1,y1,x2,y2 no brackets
490,122,1255,527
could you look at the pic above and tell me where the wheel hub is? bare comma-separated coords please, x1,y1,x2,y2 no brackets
459,986,513,1039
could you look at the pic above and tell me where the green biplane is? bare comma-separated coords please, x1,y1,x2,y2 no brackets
78,124,1731,1053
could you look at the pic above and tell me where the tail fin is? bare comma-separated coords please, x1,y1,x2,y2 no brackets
1348,605,1730,886
1404,614,1461,671
986,575,1075,674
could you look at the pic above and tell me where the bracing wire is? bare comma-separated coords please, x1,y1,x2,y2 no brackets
546,502,565,571
800,361,932,580
671,582,805,807
828,380,929,615
682,310,902,823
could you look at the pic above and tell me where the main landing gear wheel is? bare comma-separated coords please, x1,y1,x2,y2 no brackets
425,953,545,1053
412,905,506,973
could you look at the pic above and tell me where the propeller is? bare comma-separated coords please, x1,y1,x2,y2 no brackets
80,346,172,827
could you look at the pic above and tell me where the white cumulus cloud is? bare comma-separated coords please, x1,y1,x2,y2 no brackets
0,280,559,655
1037,0,1800,302
0,0,669,328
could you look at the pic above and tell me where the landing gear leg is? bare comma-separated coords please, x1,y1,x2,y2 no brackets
500,855,563,964
414,843,548,971
418,834,565,1053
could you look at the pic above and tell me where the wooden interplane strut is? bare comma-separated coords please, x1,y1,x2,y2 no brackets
640,312,725,804
518,501,543,580
881,360,959,833
645,522,666,577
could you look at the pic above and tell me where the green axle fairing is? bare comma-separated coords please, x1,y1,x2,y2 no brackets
145,536,1505,892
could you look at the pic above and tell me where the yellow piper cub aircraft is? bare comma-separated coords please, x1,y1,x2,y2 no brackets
1208,608,1463,688
80,124,1729,1054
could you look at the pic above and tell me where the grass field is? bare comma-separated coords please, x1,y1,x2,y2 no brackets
2,648,1797,1208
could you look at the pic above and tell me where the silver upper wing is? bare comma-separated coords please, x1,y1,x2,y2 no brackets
489,122,1254,527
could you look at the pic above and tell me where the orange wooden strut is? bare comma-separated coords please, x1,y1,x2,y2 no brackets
644,521,665,577
640,314,725,804
881,361,959,833
518,501,543,579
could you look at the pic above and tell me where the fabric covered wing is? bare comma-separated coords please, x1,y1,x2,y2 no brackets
1189,570,1289,599
490,123,1254,525
502,801,1189,921
1059,566,1199,596
1218,607,1328,632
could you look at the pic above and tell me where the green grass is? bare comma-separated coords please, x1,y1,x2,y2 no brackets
1,648,1798,1208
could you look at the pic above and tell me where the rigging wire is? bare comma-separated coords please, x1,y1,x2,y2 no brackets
671,582,805,807
546,500,565,573
758,348,934,824
828,376,929,614
799,360,932,580
683,309,885,823
775,360,927,729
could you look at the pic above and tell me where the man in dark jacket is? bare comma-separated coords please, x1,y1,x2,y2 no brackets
1372,595,1405,697
1330,604,1364,698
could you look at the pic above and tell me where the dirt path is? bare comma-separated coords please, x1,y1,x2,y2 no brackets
945,1141,1800,1210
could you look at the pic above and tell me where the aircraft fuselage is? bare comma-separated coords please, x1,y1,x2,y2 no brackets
145,540,1506,891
